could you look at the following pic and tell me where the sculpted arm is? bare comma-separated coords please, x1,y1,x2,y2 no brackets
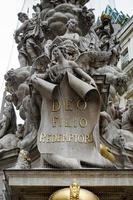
109,20,114,35
0,122,6,138
32,73,49,80
100,111,112,123
74,67,97,87
31,64,58,80
14,20,28,36
0,117,6,125
0,117,10,138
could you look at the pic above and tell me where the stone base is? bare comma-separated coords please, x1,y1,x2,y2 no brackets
3,169,133,200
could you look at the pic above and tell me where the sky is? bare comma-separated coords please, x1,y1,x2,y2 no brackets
0,0,132,111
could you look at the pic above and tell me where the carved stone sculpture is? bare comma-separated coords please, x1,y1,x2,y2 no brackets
1,0,132,169
14,150,31,169
4,67,31,93
14,12,43,67
101,110,133,168
0,134,18,154
0,102,16,139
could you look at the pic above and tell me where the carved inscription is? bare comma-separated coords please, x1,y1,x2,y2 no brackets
52,99,87,112
51,99,88,128
40,133,93,143
52,117,88,128
39,98,94,144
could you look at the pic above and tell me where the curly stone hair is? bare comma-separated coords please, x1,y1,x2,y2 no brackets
18,12,28,20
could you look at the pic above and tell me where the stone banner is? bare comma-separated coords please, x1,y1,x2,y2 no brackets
36,73,106,163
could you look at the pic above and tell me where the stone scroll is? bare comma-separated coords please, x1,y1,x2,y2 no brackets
36,73,105,163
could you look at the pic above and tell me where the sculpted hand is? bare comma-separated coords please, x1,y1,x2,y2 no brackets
90,79,97,88
31,74,37,82
100,111,112,123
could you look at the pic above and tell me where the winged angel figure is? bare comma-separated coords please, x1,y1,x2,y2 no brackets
30,46,117,169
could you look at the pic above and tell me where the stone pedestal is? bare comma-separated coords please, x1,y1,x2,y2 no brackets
3,169,133,200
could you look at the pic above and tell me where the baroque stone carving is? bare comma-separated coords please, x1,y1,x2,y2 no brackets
14,149,31,169
1,0,132,169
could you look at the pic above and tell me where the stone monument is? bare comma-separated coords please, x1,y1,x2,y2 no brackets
1,0,133,199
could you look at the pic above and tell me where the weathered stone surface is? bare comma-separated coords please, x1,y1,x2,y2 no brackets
0,0,132,169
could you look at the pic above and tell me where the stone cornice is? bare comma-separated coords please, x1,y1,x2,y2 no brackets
3,169,133,187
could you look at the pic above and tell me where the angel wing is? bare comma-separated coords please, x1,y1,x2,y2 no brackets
75,50,112,70
32,54,51,73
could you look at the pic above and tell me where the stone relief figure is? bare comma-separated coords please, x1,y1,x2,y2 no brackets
79,12,122,99
0,134,18,154
4,68,40,153
14,12,44,67
32,46,96,87
101,108,133,168
96,14,114,39
4,67,31,93
1,0,132,169
61,19,80,45
0,102,18,154
17,76,41,152
49,18,80,61
15,81,30,110
92,14,123,85
0,102,16,139
17,93,40,151
77,6,95,35
41,3,85,38
31,46,116,169
16,124,25,140
31,53,51,74
121,100,133,132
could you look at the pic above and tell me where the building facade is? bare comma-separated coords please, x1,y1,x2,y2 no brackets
117,16,133,103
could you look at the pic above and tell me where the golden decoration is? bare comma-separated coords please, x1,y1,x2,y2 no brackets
19,150,31,161
70,182,80,200
101,13,111,21
49,181,100,200
100,144,116,163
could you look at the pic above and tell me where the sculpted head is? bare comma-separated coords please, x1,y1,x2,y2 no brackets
82,7,95,28
66,19,78,32
5,94,13,103
18,12,28,23
4,69,16,82
52,47,64,61
16,124,24,139
115,74,128,96
101,13,111,26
